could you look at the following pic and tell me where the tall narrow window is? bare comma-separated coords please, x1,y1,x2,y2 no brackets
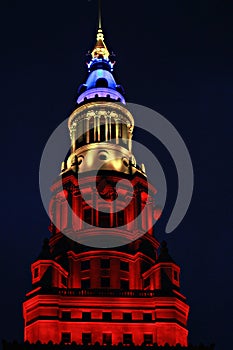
101,259,110,269
144,334,153,345
174,270,179,281
123,334,132,345
81,278,90,289
81,260,90,271
119,123,122,138
100,116,106,142
143,313,152,322
143,277,150,288
103,333,112,345
102,312,112,321
120,279,129,290
123,313,132,321
120,261,129,271
117,210,125,226
101,277,110,288
77,119,84,146
61,333,71,344
84,208,92,226
82,312,91,321
61,276,67,287
99,211,111,228
89,117,94,143
61,311,71,320
82,333,92,345
33,268,39,279
111,120,116,141
122,124,128,144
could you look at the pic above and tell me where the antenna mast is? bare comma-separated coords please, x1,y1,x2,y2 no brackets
98,0,102,29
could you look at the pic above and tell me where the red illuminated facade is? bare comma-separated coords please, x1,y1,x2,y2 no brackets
23,22,189,347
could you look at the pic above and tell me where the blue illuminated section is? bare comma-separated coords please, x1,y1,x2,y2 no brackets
77,57,126,105
77,88,125,104
86,69,117,89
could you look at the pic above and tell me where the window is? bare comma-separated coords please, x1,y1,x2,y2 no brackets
61,276,67,287
120,261,129,271
120,279,129,290
82,312,91,321
174,270,179,281
143,313,152,322
99,212,111,228
119,123,122,138
143,277,150,288
117,211,125,226
61,332,71,344
101,259,110,269
77,120,84,145
123,334,132,345
141,261,151,273
102,312,112,321
111,121,116,140
82,333,92,345
123,313,132,321
84,208,92,225
81,260,90,271
61,311,71,320
103,333,112,345
89,117,94,142
81,278,90,289
101,277,110,288
33,268,39,279
99,152,108,161
95,78,108,88
100,116,106,142
122,124,128,145
144,334,153,345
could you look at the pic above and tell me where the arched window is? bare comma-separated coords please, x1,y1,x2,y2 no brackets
100,116,106,142
95,78,108,88
122,124,128,145
89,117,94,143
119,123,122,138
110,120,116,142
84,208,92,228
99,211,111,228
117,210,125,226
77,119,84,146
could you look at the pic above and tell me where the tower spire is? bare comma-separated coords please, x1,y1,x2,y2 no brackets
91,0,109,60
98,0,102,29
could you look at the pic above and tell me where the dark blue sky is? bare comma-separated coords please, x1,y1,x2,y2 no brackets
0,1,232,349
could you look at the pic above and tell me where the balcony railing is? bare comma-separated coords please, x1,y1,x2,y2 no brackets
27,287,174,299
57,288,163,297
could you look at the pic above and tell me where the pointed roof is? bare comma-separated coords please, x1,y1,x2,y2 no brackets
91,28,110,60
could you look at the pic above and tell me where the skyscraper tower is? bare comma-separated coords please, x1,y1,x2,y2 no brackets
23,13,189,347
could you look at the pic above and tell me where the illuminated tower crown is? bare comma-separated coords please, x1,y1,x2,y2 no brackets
67,24,137,177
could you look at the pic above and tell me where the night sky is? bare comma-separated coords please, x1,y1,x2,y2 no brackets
0,1,232,349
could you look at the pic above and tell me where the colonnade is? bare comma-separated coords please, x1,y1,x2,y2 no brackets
71,115,132,152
